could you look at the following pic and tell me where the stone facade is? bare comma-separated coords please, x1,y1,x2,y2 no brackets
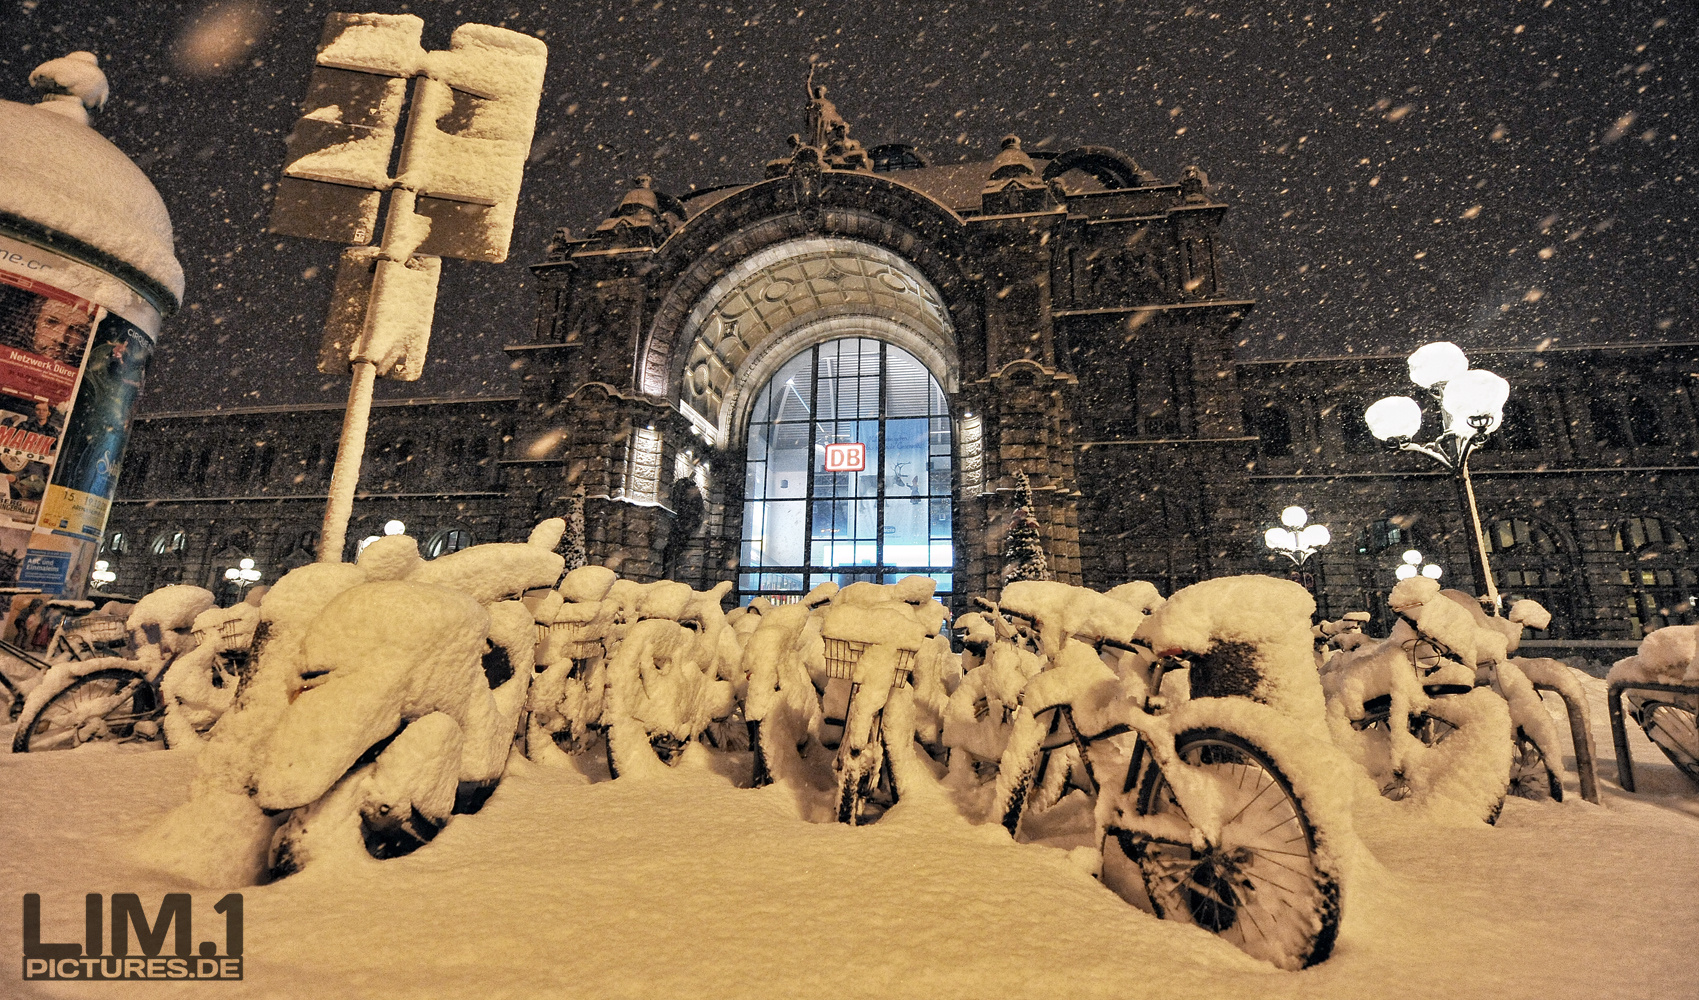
101,102,1698,644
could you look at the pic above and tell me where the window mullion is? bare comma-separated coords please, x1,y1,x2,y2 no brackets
803,345,819,589
876,339,886,575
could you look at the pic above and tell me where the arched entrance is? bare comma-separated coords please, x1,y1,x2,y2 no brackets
737,336,953,604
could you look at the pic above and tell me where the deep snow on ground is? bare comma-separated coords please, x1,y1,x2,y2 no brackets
1,673,1694,1000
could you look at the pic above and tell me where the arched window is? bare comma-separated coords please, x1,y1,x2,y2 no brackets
426,529,474,559
1626,396,1666,446
1343,401,1381,453
1246,404,1292,456
151,530,187,556
1615,517,1696,637
1496,398,1541,451
277,530,318,574
1482,518,1569,637
1590,397,1630,448
192,448,212,489
254,443,275,481
739,337,953,604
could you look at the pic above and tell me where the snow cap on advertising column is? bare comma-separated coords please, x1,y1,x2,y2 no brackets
1,52,184,326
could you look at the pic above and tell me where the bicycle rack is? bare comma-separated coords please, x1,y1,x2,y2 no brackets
1529,680,1600,804
1606,680,1699,793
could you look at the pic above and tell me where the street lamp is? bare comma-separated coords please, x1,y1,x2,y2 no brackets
1264,505,1330,599
1263,506,1331,567
1365,342,1509,609
1395,549,1444,582
90,560,117,589
224,557,261,597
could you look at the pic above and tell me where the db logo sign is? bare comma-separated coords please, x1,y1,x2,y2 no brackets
824,442,865,472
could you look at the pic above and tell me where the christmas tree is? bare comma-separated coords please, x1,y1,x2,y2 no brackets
1001,470,1052,583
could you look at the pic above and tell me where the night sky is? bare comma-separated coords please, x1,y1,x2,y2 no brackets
3,1,1693,415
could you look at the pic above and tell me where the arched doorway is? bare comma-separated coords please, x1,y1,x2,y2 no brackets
738,336,953,604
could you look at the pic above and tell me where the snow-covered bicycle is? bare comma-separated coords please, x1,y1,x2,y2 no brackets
1607,625,1699,790
960,577,1346,970
10,586,238,752
747,576,953,825
527,569,747,775
1322,580,1590,820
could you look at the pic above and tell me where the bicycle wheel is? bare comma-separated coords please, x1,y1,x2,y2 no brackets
12,667,159,752
1507,727,1563,802
1354,705,1459,801
1634,700,1699,787
1113,726,1342,970
834,725,890,826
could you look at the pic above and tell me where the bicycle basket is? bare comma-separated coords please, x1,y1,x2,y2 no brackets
192,617,253,646
67,617,128,643
822,637,917,687
541,621,604,662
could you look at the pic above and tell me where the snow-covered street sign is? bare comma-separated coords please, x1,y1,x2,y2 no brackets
272,13,548,265
267,12,547,562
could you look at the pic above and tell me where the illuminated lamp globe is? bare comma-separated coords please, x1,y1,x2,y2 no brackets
1281,506,1308,529
1406,341,1470,389
238,557,254,571
1422,564,1443,579
1365,396,1424,441
383,519,406,536
1264,527,1294,551
1403,549,1424,566
1440,369,1510,438
1299,524,1331,549
1395,563,1418,580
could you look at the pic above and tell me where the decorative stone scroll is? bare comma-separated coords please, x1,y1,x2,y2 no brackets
676,237,953,434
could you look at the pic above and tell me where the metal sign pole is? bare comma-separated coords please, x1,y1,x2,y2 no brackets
319,359,377,561
316,77,438,563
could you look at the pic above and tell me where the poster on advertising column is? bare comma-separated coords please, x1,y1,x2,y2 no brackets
39,311,152,544
0,267,99,595
0,270,88,525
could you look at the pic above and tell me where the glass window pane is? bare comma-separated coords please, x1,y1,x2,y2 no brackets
749,500,806,566
930,499,953,537
740,337,954,601
886,348,933,417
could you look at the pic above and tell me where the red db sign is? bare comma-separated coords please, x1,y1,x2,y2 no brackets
824,442,865,472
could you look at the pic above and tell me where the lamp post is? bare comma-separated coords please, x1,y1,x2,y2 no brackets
1395,549,1444,582
90,560,117,590
1365,342,1509,610
1264,505,1330,594
224,557,261,599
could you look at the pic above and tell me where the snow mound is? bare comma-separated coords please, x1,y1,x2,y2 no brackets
1609,624,1699,688
127,585,215,632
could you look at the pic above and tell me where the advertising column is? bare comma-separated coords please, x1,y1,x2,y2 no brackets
0,236,158,596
